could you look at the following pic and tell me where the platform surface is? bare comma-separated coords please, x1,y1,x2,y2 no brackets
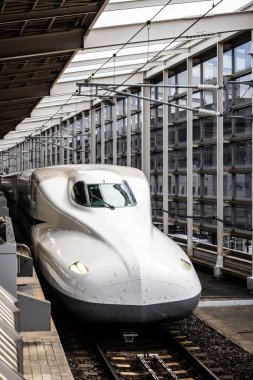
18,272,74,380
195,268,253,354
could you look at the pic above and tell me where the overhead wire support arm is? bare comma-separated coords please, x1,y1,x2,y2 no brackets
76,82,221,90
76,83,221,117
228,79,253,86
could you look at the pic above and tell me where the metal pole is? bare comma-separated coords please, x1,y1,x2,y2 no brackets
187,57,193,257
214,41,224,278
73,118,77,164
247,30,253,289
90,105,96,164
163,69,169,236
126,89,132,167
112,97,117,165
59,124,64,165
81,113,86,164
101,102,105,164
142,79,151,181
54,125,58,165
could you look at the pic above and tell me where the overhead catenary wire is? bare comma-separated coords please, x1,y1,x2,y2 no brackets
80,0,224,104
87,0,175,80
5,1,225,148
155,208,253,232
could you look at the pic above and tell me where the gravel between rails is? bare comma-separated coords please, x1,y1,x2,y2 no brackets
172,314,253,380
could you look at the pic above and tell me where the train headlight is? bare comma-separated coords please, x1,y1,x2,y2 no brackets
180,258,192,271
69,261,89,275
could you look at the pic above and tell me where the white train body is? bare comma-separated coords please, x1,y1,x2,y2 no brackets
1,165,201,323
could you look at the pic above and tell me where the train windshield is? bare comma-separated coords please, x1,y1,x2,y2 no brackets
72,181,136,208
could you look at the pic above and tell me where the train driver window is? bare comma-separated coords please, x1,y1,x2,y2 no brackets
73,181,87,205
87,182,137,208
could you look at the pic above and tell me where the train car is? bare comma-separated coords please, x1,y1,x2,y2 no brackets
0,164,201,323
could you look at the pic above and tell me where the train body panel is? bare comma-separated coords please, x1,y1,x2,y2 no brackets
0,164,201,323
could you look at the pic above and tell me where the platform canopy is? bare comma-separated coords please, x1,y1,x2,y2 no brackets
1,0,253,150
0,0,108,140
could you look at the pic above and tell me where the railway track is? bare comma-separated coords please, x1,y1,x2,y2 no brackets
52,303,250,379
91,324,222,380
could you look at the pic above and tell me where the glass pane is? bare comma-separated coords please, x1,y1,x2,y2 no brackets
224,144,232,167
178,98,187,120
193,174,201,197
156,129,163,149
157,175,163,194
151,107,157,127
87,183,135,208
150,175,156,193
234,141,251,167
193,120,200,142
73,181,87,205
168,175,176,195
234,107,252,136
234,41,251,72
157,105,163,126
177,70,187,94
178,149,187,169
224,174,232,198
235,174,251,200
203,203,217,226
223,49,232,75
192,64,200,86
150,154,156,170
131,113,140,132
178,124,187,144
151,130,156,149
203,146,217,169
105,124,112,139
168,75,176,98
234,205,251,230
157,82,163,102
157,153,163,170
117,99,125,116
168,127,176,146
168,151,176,170
168,202,176,220
203,174,217,197
193,148,201,170
203,57,217,84
203,90,216,110
178,201,187,221
193,91,201,110
234,74,252,106
178,175,187,196
203,118,216,141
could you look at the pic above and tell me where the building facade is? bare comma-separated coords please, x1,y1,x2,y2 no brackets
1,30,252,253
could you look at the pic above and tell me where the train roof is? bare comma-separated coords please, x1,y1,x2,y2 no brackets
32,164,145,184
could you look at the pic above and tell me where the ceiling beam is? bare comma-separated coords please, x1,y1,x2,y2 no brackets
0,62,64,77
1,73,57,86
84,10,253,50
0,29,84,61
69,48,189,68
0,3,101,24
106,0,211,11
61,61,160,79
0,83,51,102
0,110,31,122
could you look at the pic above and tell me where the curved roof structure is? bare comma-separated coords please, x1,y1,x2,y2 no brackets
0,0,252,150
0,0,108,138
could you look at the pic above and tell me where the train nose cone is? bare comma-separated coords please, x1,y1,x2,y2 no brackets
75,259,201,323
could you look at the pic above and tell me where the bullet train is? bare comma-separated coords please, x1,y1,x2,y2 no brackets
0,165,201,323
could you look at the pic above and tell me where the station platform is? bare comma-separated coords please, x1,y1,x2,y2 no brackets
18,272,74,380
195,267,253,354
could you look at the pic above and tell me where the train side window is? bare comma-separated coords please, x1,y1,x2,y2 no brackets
73,181,87,205
123,180,137,205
